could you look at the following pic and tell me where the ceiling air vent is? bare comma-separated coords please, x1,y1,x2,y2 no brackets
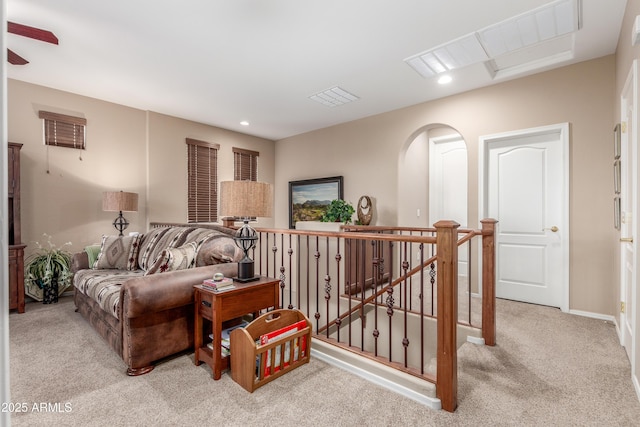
405,0,581,79
309,87,359,107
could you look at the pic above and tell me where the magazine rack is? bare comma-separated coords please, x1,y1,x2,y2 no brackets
230,308,312,392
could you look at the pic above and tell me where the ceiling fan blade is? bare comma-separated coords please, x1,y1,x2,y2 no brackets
7,48,29,65
8,21,58,45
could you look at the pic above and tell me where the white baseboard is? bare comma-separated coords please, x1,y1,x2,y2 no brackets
310,340,441,410
633,372,640,403
466,335,485,345
568,309,616,323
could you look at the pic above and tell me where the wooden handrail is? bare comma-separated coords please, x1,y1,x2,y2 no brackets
254,226,437,244
481,219,497,346
435,220,459,413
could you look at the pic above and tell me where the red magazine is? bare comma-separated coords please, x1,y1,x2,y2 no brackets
260,319,308,376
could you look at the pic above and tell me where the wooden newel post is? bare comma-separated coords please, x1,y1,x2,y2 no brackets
480,218,498,347
435,220,459,413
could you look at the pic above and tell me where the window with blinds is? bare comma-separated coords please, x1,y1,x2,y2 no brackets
186,138,220,223
38,111,87,149
233,147,259,181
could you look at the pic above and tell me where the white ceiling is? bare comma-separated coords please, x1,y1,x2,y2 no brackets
6,0,627,141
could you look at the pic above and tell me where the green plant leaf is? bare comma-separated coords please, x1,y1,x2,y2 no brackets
321,199,355,224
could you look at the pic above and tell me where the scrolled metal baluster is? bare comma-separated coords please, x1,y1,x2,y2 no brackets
402,336,410,368
429,259,436,316
324,275,331,299
271,234,278,279
386,285,394,361
386,286,394,316
373,328,380,357
279,265,286,308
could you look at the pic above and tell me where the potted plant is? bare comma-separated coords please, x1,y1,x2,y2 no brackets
25,234,73,304
321,199,355,224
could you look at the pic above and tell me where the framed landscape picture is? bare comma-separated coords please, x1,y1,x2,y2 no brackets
289,176,343,228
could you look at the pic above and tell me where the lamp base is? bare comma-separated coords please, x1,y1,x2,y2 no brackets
233,276,260,283
234,259,259,283
113,211,129,237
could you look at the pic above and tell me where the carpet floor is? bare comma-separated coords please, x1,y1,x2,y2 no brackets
8,296,640,426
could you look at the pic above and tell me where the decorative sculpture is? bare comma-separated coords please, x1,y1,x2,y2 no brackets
357,195,373,226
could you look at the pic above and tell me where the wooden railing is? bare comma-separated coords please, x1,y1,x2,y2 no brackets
150,219,496,412
250,219,497,412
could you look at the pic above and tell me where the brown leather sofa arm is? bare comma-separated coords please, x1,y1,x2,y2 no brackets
121,263,238,318
71,251,90,273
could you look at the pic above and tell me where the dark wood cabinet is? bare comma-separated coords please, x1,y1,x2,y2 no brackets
9,245,26,312
8,142,25,313
344,231,392,295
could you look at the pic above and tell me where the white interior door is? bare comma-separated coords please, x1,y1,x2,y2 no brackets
480,124,569,310
620,61,636,363
429,134,468,274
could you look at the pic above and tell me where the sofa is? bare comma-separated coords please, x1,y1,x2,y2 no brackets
72,224,243,375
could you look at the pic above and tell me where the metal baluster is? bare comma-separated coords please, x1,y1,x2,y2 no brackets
335,237,342,342
314,236,320,331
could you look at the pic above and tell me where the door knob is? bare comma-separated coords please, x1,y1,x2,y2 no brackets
620,237,634,243
542,226,559,232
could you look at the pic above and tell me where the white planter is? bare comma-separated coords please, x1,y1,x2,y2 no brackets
295,221,342,232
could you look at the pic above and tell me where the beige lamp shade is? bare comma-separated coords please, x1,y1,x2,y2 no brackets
220,181,273,218
102,191,139,212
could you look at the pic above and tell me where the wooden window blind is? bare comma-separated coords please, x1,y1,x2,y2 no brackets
186,138,220,223
233,147,259,181
38,111,87,149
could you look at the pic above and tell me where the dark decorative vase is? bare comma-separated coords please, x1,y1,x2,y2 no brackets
42,281,58,304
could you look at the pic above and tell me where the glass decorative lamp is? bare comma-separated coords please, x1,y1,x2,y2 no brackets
220,181,273,282
102,191,139,236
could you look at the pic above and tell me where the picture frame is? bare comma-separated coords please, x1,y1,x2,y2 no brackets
288,176,344,229
614,159,621,194
614,123,621,159
615,196,621,230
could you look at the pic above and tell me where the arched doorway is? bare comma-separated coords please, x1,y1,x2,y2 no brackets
398,124,468,229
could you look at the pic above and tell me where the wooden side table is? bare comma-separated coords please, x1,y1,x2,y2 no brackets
194,276,280,380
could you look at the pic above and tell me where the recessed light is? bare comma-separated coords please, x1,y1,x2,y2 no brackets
438,75,452,84
240,121,249,126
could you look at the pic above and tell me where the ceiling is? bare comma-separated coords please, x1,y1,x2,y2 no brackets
6,0,628,141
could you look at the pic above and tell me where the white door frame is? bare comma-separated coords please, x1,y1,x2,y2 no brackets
478,123,570,312
428,133,468,275
620,59,638,378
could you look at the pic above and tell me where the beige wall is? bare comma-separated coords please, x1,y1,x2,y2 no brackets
8,79,148,252
146,112,275,226
276,55,616,316
8,80,275,256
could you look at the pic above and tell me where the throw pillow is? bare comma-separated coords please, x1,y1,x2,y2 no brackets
93,234,142,271
195,235,244,267
144,242,198,275
84,244,102,268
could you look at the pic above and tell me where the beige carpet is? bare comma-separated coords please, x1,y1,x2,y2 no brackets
8,296,640,426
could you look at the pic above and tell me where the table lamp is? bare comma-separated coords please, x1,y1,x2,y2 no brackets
102,191,138,236
220,181,273,282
